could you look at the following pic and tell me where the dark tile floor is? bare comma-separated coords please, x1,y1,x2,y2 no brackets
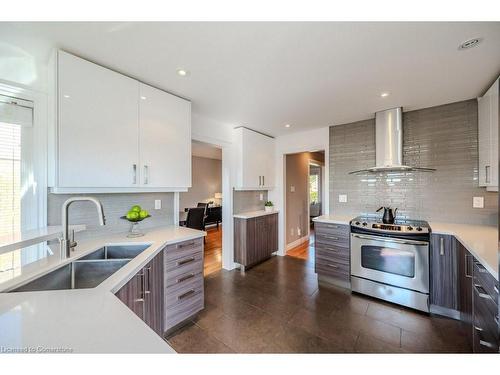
166,256,472,353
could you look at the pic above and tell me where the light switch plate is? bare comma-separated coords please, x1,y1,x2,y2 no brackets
473,196,484,209
154,199,162,210
259,193,264,201
339,194,348,203
290,185,295,193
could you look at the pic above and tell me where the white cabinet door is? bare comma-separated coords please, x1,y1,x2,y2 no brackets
478,78,499,190
139,83,191,188
57,51,139,188
488,79,499,190
235,127,275,190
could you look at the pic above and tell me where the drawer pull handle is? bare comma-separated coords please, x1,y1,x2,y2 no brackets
494,286,499,294
177,273,195,283
327,263,339,269
323,235,339,240
479,340,496,349
178,241,195,249
474,325,484,332
439,237,445,256
178,257,196,266
178,289,196,301
326,225,339,229
465,254,473,278
474,284,493,301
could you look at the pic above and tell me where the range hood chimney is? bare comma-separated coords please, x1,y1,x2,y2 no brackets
349,107,435,175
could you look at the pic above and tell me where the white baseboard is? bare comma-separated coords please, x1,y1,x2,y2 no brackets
285,235,310,252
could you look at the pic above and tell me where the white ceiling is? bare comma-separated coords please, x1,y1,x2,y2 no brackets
192,140,222,160
1,22,500,136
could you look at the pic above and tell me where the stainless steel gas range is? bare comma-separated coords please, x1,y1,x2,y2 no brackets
350,216,431,312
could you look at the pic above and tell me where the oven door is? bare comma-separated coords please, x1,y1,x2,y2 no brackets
350,233,429,293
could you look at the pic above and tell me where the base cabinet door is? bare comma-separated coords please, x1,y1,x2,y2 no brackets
116,251,164,335
430,234,458,311
458,241,473,342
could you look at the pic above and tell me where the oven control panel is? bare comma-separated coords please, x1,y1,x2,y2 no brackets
350,217,430,235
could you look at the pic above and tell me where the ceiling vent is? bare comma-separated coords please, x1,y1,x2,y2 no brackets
458,38,482,50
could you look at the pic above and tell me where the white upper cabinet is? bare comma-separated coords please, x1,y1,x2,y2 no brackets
139,83,191,188
478,77,499,191
51,51,191,193
234,127,275,190
57,51,140,188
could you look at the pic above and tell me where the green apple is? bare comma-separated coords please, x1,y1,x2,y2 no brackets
130,205,141,213
126,211,139,221
139,210,149,219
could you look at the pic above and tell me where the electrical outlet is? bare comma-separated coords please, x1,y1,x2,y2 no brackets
297,228,301,236
290,185,295,193
154,199,162,209
339,194,348,203
473,196,484,209
259,193,264,201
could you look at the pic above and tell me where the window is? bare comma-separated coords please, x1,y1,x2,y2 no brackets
309,174,319,203
0,93,47,283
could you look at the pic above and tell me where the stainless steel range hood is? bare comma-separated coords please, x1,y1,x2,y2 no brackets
349,107,435,175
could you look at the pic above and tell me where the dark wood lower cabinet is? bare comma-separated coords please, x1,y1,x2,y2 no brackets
458,241,473,343
234,213,278,270
115,251,164,336
429,234,459,313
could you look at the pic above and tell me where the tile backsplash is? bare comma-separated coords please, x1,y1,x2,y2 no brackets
233,190,268,214
330,99,498,225
48,192,175,239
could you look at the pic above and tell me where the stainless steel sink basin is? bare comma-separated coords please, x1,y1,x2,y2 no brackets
10,259,131,292
8,244,151,293
79,244,150,261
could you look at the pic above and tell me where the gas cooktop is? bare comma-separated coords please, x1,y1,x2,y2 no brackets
350,215,431,235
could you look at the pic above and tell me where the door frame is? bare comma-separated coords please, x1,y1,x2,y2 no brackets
178,134,235,271
307,158,324,238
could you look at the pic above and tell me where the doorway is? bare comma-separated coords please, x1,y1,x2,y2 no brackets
284,150,325,263
179,140,223,275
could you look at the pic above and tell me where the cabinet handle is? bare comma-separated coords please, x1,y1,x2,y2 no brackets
262,175,265,186
495,286,499,294
144,165,149,184
474,283,493,301
143,266,151,295
327,263,339,269
486,165,491,184
177,257,195,266
439,237,445,256
178,241,195,249
177,273,195,283
465,254,473,278
132,164,137,184
259,175,262,187
326,224,339,229
135,272,145,302
178,289,196,301
474,326,496,349
322,235,339,241
320,246,338,252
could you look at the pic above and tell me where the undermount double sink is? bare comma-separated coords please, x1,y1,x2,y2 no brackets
10,244,151,293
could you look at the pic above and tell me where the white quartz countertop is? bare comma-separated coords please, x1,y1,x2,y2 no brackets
430,222,498,280
313,215,498,281
233,210,279,219
0,225,206,353
312,215,352,225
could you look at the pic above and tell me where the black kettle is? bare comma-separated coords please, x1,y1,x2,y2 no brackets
377,206,398,224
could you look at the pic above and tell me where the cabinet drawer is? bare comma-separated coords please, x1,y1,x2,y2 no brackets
315,232,349,248
165,278,204,330
315,241,349,256
315,246,349,264
473,261,499,302
165,238,203,262
314,222,349,237
165,262,203,291
315,262,350,282
165,248,203,273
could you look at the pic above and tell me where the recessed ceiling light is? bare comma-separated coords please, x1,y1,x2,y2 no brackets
380,92,390,98
458,38,483,50
285,124,291,128
177,68,189,77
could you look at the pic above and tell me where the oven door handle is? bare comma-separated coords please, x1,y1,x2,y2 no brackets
351,233,429,246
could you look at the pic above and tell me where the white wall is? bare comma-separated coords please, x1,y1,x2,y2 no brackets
269,126,330,256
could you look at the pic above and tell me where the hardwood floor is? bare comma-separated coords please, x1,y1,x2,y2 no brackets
204,226,222,276
286,228,315,267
